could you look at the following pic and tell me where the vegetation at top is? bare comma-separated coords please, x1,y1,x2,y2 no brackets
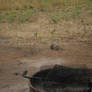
0,0,92,23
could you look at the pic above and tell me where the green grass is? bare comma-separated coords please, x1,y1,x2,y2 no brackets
34,32,38,39
0,8,36,23
48,0,92,23
0,0,92,23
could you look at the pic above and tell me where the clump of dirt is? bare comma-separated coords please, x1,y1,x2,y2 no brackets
50,44,63,51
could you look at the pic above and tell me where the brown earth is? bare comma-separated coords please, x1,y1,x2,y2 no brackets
0,12,92,92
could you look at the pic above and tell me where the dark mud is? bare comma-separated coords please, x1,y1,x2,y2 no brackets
28,65,92,92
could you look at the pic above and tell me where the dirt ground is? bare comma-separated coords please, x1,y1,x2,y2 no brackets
0,12,92,92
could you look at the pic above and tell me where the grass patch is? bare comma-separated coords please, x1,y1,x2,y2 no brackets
47,0,92,23
0,0,92,23
0,0,31,10
0,0,92,10
0,8,36,23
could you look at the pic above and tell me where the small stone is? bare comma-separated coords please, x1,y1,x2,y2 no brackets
14,72,19,76
30,5,34,9
50,44,61,51
40,8,45,12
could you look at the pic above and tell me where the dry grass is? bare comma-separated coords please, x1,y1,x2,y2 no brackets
0,0,31,10
0,0,91,10
0,0,92,23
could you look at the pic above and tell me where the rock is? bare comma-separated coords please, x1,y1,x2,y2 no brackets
40,8,45,12
50,44,62,51
30,5,34,9
14,72,19,76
